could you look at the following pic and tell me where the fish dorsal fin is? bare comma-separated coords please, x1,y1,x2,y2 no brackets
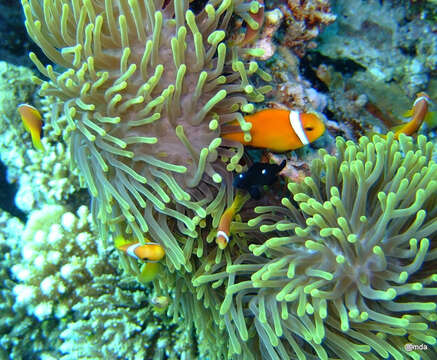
289,111,309,145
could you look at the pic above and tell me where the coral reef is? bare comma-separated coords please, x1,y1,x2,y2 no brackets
0,61,79,213
14,0,437,359
314,0,437,136
6,203,195,359
195,133,437,359
278,0,336,57
0,210,63,359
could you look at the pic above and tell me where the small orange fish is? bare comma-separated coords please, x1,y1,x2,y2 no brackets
216,190,250,249
115,235,165,283
393,92,432,139
222,109,326,152
17,104,44,151
116,239,165,262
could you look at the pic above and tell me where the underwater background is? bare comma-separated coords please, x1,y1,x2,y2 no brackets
0,0,436,359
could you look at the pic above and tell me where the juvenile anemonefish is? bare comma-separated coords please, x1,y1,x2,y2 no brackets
222,109,326,152
115,235,165,283
115,235,165,262
233,160,286,199
391,92,433,139
216,190,250,250
17,103,44,151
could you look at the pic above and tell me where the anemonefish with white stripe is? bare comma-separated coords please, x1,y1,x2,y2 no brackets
115,235,165,283
392,92,434,139
17,104,44,151
222,109,326,152
216,190,250,250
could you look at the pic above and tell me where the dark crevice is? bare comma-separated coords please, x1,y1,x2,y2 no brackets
0,0,51,69
63,188,92,214
0,160,27,223
300,51,366,91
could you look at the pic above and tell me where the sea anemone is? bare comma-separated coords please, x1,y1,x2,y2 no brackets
195,133,437,359
21,0,269,270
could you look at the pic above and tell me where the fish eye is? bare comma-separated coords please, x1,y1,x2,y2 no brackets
305,127,314,131
262,169,267,175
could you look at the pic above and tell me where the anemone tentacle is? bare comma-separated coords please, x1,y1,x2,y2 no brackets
22,0,264,269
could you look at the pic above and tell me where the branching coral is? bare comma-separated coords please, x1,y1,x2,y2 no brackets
0,61,79,213
194,133,437,359
10,204,195,359
278,0,336,57
21,0,271,270
0,210,63,359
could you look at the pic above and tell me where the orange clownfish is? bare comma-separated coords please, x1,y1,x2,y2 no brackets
216,190,250,250
115,235,165,283
17,104,44,151
115,236,165,262
392,92,433,139
222,109,326,152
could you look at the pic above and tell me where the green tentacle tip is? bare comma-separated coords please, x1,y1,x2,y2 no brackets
212,173,222,183
241,103,254,113
249,0,261,12
385,288,397,300
347,234,357,243
245,48,265,57
241,122,252,131
295,227,309,237
336,255,345,264
373,246,384,256
244,85,254,94
207,30,225,45
209,119,218,130
243,133,252,142
398,271,408,283
349,309,359,318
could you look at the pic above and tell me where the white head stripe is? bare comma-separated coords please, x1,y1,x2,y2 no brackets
413,96,431,107
289,110,309,145
126,243,142,260
216,231,230,244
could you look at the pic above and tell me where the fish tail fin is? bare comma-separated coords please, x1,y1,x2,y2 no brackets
233,189,251,211
30,130,44,151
